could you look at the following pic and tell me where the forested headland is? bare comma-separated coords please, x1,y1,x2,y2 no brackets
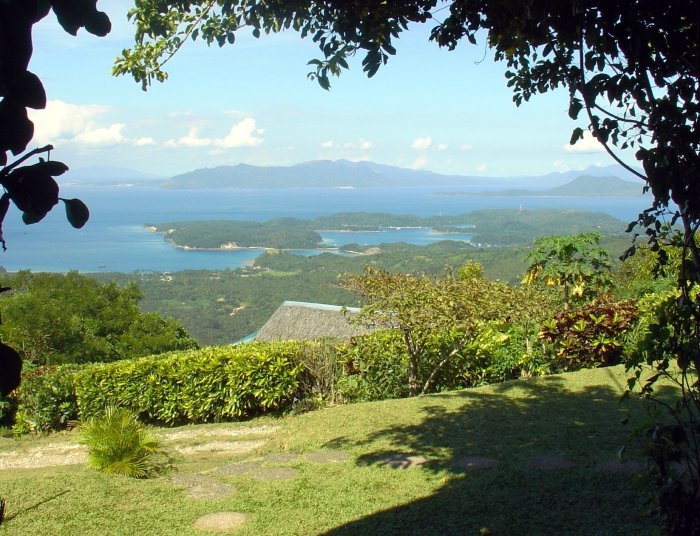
149,208,626,250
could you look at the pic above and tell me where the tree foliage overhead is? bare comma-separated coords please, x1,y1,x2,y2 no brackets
0,1,110,248
118,1,697,230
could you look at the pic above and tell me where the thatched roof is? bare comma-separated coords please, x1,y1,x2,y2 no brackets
254,301,372,341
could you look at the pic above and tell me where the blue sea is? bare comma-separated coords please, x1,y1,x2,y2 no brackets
0,185,655,273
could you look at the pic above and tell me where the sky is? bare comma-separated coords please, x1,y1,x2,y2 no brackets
27,1,624,179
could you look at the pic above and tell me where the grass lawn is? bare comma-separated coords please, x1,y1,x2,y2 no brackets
0,365,668,535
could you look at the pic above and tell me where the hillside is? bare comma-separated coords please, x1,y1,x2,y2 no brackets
544,175,644,196
160,160,641,191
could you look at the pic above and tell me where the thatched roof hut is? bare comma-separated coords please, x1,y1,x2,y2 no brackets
254,301,373,341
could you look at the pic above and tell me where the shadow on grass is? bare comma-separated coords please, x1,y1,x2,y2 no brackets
3,489,70,522
322,370,671,535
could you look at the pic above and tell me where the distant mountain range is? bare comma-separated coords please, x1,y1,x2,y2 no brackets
443,175,645,197
69,159,646,195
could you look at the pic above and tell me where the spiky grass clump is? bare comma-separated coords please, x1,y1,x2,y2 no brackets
79,406,165,478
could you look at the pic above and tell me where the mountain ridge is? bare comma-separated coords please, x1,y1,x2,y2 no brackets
160,160,644,191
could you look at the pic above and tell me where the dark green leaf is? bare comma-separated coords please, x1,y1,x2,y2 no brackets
62,197,90,228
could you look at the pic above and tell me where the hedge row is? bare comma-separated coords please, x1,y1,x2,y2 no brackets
10,341,305,433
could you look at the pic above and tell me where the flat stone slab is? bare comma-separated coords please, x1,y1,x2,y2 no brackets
527,455,575,470
194,512,246,532
173,439,267,455
596,459,644,474
247,466,299,481
453,456,499,470
171,475,236,500
379,454,428,469
263,452,302,464
215,461,262,477
305,450,351,464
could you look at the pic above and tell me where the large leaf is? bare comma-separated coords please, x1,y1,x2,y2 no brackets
62,197,90,228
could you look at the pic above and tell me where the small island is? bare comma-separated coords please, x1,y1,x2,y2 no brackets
146,209,627,251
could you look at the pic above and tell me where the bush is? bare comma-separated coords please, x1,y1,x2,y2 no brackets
12,366,80,434
539,299,638,371
74,342,304,425
79,406,165,478
336,324,533,402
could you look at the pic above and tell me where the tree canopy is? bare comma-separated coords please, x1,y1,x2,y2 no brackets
118,2,698,236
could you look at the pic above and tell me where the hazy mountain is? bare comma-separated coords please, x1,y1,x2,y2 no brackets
62,165,164,185
160,160,643,191
544,175,644,196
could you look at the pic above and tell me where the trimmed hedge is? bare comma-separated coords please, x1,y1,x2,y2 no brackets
11,341,305,433
75,342,303,424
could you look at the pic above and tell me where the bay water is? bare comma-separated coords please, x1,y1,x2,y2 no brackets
0,185,654,273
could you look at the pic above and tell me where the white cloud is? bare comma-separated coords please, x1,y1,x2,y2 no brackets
74,124,126,145
411,136,432,150
410,156,429,169
134,137,156,146
459,144,473,151
28,100,126,146
436,143,448,152
168,118,264,149
476,163,488,172
564,130,605,153
219,119,264,148
322,138,373,151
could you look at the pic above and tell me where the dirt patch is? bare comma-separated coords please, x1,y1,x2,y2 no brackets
0,443,86,470
172,440,267,455
160,425,279,442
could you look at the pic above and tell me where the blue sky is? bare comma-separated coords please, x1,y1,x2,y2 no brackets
28,1,621,179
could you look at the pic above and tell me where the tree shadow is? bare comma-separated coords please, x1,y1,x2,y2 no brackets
322,370,669,535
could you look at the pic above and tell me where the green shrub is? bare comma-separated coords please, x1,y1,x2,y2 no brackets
539,299,638,371
79,406,165,478
295,339,344,409
12,366,81,433
337,323,552,402
74,342,304,424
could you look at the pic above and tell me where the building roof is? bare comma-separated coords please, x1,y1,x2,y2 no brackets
254,301,371,341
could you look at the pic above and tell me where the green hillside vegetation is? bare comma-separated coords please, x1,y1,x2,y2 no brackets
93,234,632,346
150,209,627,250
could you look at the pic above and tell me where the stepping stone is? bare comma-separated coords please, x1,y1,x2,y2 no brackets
194,512,246,532
379,454,428,469
263,452,302,464
527,455,574,470
215,461,262,477
305,450,351,464
247,466,299,481
171,475,236,500
453,456,499,470
596,459,644,474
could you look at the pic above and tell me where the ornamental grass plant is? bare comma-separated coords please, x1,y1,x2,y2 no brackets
79,406,166,478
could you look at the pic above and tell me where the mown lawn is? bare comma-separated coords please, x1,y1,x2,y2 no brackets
0,365,668,535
